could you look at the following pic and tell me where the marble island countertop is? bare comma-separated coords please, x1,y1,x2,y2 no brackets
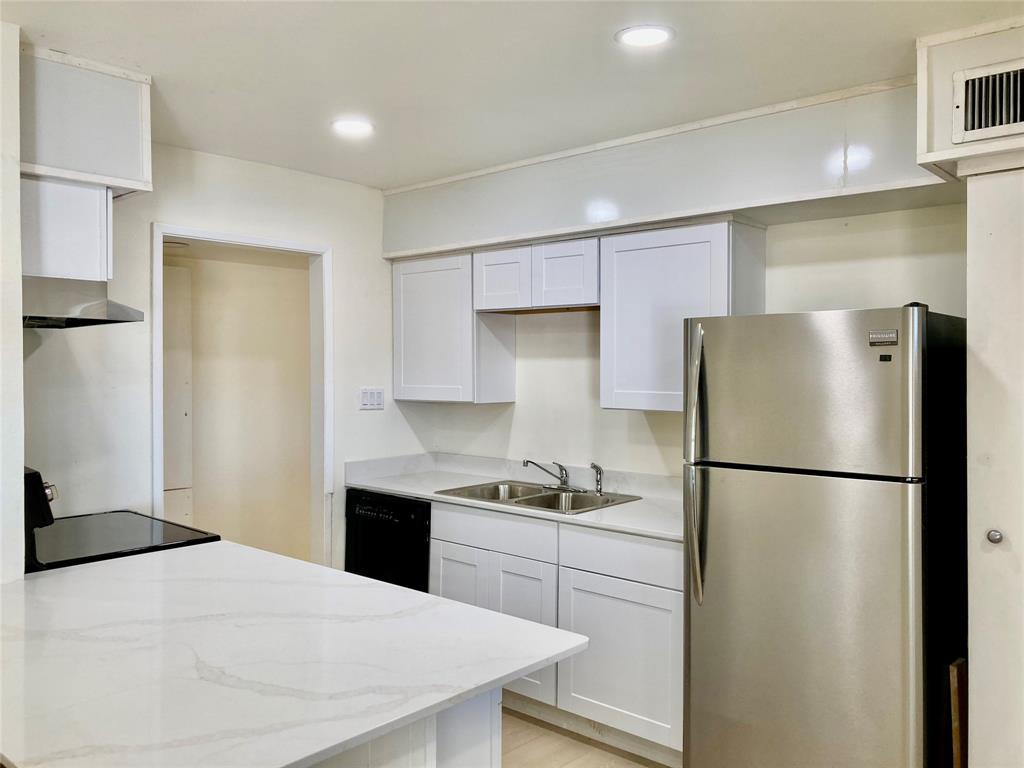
0,541,586,768
346,469,684,542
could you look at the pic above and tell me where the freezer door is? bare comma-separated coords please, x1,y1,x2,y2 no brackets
684,306,923,478
684,465,923,768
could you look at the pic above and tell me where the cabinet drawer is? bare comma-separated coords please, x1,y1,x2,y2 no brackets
431,502,557,563
559,525,684,591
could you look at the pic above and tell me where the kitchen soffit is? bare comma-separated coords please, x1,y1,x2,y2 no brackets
3,1,1022,190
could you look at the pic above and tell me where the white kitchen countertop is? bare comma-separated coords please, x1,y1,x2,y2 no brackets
347,470,684,542
0,541,586,768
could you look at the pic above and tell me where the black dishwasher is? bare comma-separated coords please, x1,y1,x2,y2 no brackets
344,488,430,591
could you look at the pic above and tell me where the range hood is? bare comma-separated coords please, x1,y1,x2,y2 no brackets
22,277,144,328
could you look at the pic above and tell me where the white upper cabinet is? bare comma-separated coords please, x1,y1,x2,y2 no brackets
473,246,532,310
394,255,475,402
393,255,515,403
21,177,111,281
472,237,599,311
532,238,598,307
21,48,152,193
600,221,765,411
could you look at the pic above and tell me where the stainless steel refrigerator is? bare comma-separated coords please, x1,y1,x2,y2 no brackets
683,305,966,768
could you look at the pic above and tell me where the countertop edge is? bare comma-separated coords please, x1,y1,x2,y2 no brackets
285,635,589,768
344,476,684,543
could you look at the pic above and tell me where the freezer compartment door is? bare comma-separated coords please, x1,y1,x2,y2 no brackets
684,306,923,478
684,466,922,768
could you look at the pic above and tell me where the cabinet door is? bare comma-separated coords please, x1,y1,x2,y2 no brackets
20,49,152,192
600,223,729,411
491,553,558,705
394,255,474,402
21,176,111,281
429,539,490,608
473,246,531,310
557,568,683,750
532,238,598,307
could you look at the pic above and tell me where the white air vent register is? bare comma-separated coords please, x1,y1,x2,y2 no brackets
953,58,1024,144
917,17,1024,176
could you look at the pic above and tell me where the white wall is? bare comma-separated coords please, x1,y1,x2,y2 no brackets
1,21,23,583
166,244,312,561
22,144,430,558
418,205,967,477
383,85,939,256
964,167,1024,768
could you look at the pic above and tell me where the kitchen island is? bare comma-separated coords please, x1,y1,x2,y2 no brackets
0,541,587,768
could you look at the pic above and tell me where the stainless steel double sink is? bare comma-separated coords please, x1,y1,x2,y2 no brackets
436,481,640,515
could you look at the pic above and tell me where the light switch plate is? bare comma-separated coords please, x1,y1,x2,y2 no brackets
359,387,385,411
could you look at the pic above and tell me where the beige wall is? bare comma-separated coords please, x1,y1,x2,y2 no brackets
1,21,23,583
405,310,683,476
166,244,311,561
22,144,430,562
421,204,968,477
766,204,966,315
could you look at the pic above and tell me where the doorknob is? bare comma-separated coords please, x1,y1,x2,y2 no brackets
986,529,1005,544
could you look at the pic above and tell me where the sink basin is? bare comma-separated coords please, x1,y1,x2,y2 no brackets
437,481,546,502
513,491,613,512
513,491,639,514
437,481,640,515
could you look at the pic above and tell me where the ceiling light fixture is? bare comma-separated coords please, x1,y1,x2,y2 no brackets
331,116,374,139
615,25,674,48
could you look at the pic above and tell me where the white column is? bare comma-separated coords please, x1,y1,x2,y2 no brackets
0,21,24,584
965,165,1024,768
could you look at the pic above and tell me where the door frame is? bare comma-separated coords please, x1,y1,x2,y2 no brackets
150,223,335,565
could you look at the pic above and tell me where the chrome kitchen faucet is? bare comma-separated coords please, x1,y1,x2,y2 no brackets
522,459,586,492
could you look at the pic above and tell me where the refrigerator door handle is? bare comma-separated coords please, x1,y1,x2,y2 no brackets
686,463,704,606
685,322,704,464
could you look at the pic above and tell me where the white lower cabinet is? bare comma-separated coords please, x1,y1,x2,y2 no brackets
490,553,558,705
428,505,684,750
429,539,491,609
556,567,684,750
429,538,558,706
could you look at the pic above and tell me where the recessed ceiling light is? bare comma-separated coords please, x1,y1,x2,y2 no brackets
615,25,674,48
331,117,374,139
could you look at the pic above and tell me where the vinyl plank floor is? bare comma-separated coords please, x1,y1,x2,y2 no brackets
502,710,655,768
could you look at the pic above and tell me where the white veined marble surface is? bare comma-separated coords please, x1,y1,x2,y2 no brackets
0,542,586,768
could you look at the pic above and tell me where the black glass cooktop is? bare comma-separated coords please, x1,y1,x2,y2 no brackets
28,510,219,573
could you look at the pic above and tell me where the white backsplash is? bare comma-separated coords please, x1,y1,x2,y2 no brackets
344,452,682,500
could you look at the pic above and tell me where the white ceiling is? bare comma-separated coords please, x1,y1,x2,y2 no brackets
4,1,1023,190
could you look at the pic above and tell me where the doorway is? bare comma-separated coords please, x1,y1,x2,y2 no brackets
152,226,334,564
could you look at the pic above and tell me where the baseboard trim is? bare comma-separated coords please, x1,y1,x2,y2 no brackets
502,691,682,768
